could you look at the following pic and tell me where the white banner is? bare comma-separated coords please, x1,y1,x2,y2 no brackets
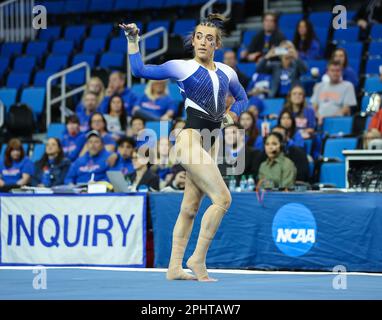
0,195,146,267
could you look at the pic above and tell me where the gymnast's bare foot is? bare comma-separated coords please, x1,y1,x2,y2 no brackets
186,256,218,282
166,265,197,280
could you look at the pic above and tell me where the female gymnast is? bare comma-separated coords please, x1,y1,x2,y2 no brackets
120,13,248,282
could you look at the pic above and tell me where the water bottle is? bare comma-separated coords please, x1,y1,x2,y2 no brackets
247,175,255,192
240,175,247,192
261,116,270,137
229,176,236,192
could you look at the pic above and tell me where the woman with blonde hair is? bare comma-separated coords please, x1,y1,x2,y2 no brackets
76,77,105,113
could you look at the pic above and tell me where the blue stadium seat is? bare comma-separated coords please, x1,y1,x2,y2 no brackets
109,37,126,53
114,0,140,10
13,56,36,73
83,38,106,54
323,138,357,161
31,143,46,162
52,40,74,55
34,70,56,87
304,138,313,155
214,49,225,63
173,19,196,36
72,53,96,69
45,55,68,72
370,24,382,40
64,0,88,13
6,72,30,89
66,70,86,86
145,121,170,138
38,25,61,41
278,13,303,30
89,0,114,11
165,0,191,7
237,62,256,78
364,76,382,93
361,95,370,112
146,20,170,51
339,42,363,61
0,57,9,78
319,162,346,188
283,29,295,41
322,117,353,135
348,58,360,74
263,98,284,117
333,26,360,43
168,82,184,103
41,1,65,14
99,52,124,69
0,88,17,111
309,11,332,29
64,25,87,45
90,23,113,38
315,27,328,49
305,59,327,76
365,58,382,75
141,0,165,8
47,123,66,138
1,42,23,57
242,30,257,48
368,42,382,58
131,84,146,97
25,41,48,60
20,87,46,117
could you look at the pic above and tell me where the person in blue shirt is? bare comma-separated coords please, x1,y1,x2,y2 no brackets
131,80,178,120
0,138,34,190
61,115,87,162
277,109,305,149
109,136,136,176
32,138,71,187
293,19,321,61
98,71,137,114
77,92,99,132
86,112,116,152
64,130,112,185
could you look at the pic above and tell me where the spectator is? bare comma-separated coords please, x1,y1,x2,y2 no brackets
241,11,285,62
277,109,305,148
0,138,34,190
126,149,160,191
64,130,112,185
161,164,186,192
284,85,316,139
354,0,382,30
246,73,271,98
87,112,116,152
326,48,359,89
77,92,99,132
247,95,265,119
293,19,321,60
127,115,155,149
258,132,297,188
104,95,128,138
109,136,136,176
311,60,357,126
256,40,308,97
76,77,105,113
364,94,382,148
131,80,177,121
31,138,71,187
150,137,174,189
98,71,137,114
224,50,249,88
169,118,186,144
61,115,86,162
239,111,263,150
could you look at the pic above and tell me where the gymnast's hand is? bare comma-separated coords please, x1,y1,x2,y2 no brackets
119,23,140,42
221,111,237,128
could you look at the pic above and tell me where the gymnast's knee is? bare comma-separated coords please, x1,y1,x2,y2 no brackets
180,205,199,219
212,192,232,213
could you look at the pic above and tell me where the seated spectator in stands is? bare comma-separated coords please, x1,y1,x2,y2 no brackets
169,118,186,144
61,115,86,162
131,80,177,121
258,132,297,188
277,109,305,148
246,73,271,98
326,48,359,89
126,149,160,191
65,130,111,185
87,112,116,152
31,138,70,187
247,95,266,119
76,77,105,113
364,94,382,148
150,137,173,189
108,136,136,176
256,40,308,98
354,0,382,30
224,50,249,88
239,111,263,150
284,85,316,139
104,95,128,139
77,92,99,132
98,71,137,114
241,11,285,62
0,138,34,190
161,164,186,192
311,60,357,126
218,123,261,187
293,19,321,60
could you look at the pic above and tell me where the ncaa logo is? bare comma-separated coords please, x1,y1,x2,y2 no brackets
272,203,317,257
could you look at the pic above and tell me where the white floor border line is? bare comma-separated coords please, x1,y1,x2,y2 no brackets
0,266,382,276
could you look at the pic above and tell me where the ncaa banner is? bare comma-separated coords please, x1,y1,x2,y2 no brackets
0,194,146,267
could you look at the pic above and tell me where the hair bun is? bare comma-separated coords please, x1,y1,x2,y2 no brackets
206,13,227,29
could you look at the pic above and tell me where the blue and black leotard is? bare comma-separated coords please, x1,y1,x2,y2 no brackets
129,52,248,132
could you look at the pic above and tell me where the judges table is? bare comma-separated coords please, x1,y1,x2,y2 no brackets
150,192,382,272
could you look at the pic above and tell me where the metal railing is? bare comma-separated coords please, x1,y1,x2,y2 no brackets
200,0,232,20
127,26,168,87
0,0,36,42
46,62,91,130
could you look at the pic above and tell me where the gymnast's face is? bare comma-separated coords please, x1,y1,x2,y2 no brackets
192,25,219,62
